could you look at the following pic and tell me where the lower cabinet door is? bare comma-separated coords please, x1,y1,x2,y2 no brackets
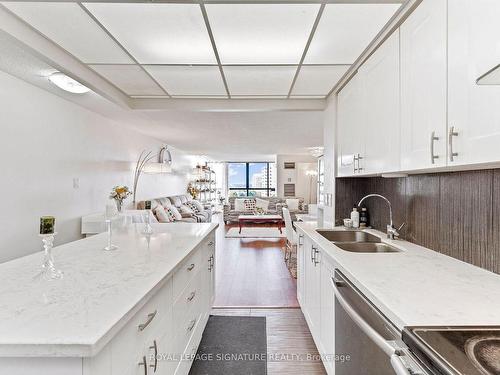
304,238,321,343
320,260,336,375
296,231,305,305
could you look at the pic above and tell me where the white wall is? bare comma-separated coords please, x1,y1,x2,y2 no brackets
0,71,191,263
322,95,337,226
276,154,318,203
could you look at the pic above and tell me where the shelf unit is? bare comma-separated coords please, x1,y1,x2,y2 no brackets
192,164,217,207
317,156,325,205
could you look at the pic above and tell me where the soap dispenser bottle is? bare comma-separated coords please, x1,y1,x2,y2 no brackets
351,207,360,228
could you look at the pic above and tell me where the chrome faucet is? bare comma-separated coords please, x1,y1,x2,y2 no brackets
357,194,404,240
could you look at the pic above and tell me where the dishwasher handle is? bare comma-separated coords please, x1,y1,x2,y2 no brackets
331,277,396,357
391,354,412,375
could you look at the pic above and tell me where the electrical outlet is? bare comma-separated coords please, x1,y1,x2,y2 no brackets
73,178,80,189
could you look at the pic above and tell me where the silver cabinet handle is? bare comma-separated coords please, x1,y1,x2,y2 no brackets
430,131,439,164
208,255,214,271
187,291,196,302
138,356,148,375
312,247,320,266
138,310,157,331
187,263,195,271
356,153,363,172
298,235,304,246
390,354,411,375
448,126,459,162
331,277,396,357
149,340,158,373
353,154,358,173
187,319,196,332
310,247,315,263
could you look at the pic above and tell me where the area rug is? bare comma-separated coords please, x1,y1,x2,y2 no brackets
225,227,285,238
189,315,267,375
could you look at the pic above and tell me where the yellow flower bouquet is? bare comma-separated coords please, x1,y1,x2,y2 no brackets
109,186,132,212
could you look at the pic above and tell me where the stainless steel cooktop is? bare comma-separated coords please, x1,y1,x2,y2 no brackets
403,327,500,375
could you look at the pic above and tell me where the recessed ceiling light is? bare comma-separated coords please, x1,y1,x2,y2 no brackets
48,72,90,94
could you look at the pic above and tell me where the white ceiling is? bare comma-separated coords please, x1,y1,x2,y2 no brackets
2,1,402,99
138,110,324,159
0,28,324,160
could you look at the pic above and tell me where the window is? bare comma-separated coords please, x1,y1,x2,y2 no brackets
228,162,276,197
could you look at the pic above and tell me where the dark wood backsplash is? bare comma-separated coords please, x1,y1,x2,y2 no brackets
335,169,500,274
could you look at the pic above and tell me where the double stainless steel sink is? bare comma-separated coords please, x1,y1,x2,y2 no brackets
316,230,401,253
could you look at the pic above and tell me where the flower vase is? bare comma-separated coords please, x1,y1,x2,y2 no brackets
115,200,123,213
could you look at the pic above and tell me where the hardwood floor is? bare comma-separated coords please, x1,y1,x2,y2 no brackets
211,308,327,375
213,214,299,307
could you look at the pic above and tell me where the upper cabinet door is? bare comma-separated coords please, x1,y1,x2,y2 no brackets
358,30,401,175
400,0,447,170
337,74,365,177
448,0,500,166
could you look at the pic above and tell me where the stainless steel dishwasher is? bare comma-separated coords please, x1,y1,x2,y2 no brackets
332,270,432,375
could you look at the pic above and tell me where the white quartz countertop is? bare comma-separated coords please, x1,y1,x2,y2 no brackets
296,223,500,331
0,223,218,357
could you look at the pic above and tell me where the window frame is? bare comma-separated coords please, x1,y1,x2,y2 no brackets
227,162,276,197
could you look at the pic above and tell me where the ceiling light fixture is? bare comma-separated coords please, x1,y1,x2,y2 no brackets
308,146,324,158
48,72,90,94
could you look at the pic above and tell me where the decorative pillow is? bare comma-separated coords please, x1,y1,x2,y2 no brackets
157,197,172,208
244,199,256,211
286,198,300,211
154,206,171,223
169,196,182,208
185,202,198,213
234,199,246,211
179,205,194,215
190,200,204,213
255,198,269,213
166,206,182,221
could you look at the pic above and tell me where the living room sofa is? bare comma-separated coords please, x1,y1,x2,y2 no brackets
223,196,307,223
137,194,211,223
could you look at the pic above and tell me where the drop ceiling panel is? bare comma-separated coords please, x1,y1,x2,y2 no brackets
224,66,297,96
293,65,350,95
83,3,216,64
304,4,401,64
144,65,226,96
206,4,320,64
89,65,164,96
2,2,132,64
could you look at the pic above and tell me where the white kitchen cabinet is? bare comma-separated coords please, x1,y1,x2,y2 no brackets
297,229,336,375
448,0,500,166
337,73,365,177
296,230,306,305
337,30,400,177
320,258,336,375
207,238,216,307
358,30,401,175
303,235,322,345
400,0,447,170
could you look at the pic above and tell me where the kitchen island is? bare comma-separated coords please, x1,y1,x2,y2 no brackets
0,222,217,375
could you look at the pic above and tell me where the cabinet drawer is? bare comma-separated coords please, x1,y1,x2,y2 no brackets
173,247,202,300
111,278,173,375
173,292,203,357
173,269,202,329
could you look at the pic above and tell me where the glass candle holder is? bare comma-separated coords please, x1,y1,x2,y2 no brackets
103,219,118,251
142,210,154,235
38,232,63,280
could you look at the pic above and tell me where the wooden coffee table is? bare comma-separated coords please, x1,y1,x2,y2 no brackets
238,214,284,234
